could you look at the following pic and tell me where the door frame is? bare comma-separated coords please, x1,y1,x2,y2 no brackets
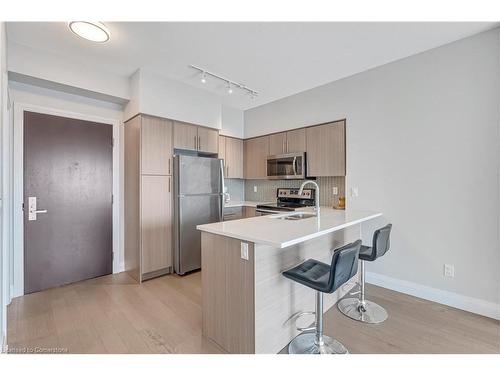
13,102,122,297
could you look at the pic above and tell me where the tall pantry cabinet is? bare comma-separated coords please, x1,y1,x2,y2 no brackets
124,114,173,282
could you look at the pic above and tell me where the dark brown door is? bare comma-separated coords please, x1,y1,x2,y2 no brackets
24,111,113,294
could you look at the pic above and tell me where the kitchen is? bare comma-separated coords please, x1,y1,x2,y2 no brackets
1,18,499,362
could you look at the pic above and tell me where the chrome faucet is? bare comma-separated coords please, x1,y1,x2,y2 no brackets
298,180,320,215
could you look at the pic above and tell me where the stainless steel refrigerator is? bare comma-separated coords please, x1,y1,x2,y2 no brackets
173,154,224,275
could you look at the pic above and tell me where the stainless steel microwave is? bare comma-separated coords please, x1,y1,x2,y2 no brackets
266,152,306,179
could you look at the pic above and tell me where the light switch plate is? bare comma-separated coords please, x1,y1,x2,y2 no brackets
350,187,359,197
332,187,338,195
241,242,249,260
253,186,258,193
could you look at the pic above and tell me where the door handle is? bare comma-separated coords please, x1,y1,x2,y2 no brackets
28,196,48,221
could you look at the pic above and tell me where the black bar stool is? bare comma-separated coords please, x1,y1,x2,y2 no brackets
337,224,392,324
282,240,361,354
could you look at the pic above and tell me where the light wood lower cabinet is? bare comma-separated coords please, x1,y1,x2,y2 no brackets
244,136,269,179
141,175,172,275
306,121,346,177
243,206,256,218
125,114,174,282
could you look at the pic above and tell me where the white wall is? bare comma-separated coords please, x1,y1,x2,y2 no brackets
8,81,125,297
8,42,130,102
0,21,8,351
125,69,245,138
221,105,244,138
245,29,500,317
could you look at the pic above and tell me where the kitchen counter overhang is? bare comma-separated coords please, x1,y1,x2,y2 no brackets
197,208,382,248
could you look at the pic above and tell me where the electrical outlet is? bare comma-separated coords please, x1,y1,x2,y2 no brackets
253,186,258,193
332,187,338,195
241,242,249,260
444,264,455,278
350,187,359,197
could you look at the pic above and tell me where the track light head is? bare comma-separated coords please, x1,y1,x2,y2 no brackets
201,72,206,84
227,82,233,95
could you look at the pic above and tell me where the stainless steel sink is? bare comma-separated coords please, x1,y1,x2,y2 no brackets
272,212,317,220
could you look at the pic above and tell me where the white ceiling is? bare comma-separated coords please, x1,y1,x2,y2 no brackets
6,22,498,109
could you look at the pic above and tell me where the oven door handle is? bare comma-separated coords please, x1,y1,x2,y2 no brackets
256,208,281,215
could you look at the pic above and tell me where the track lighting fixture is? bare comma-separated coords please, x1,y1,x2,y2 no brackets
190,65,258,98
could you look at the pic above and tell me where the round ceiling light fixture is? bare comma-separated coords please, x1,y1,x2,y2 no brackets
68,21,110,43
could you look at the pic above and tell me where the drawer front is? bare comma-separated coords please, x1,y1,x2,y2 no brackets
223,206,243,221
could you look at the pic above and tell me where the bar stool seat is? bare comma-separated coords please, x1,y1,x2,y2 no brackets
283,240,361,354
282,259,330,291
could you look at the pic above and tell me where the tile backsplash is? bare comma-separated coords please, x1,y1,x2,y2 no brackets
224,178,245,201
244,176,346,207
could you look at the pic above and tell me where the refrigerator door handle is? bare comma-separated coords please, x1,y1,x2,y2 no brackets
220,159,226,221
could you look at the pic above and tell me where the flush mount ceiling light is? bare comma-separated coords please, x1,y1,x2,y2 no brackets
68,21,110,43
190,65,258,98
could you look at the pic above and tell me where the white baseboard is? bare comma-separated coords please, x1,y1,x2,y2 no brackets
365,271,500,320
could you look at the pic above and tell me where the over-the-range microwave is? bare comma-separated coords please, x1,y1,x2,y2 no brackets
266,152,306,179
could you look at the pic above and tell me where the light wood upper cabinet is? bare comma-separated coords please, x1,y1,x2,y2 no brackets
244,136,269,179
225,137,244,178
141,175,172,274
269,132,287,155
173,121,198,151
198,127,219,153
173,121,219,153
286,128,306,153
269,129,306,155
218,135,226,160
306,121,346,177
141,116,173,175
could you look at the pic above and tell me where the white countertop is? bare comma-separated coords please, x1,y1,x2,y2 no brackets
224,200,272,208
197,207,382,248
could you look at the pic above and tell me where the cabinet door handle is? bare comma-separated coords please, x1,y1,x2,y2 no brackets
287,139,289,153
194,135,197,149
198,135,201,150
168,177,171,193
168,158,171,174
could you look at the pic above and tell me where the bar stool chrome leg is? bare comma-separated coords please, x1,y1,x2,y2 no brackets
288,291,349,354
337,260,388,324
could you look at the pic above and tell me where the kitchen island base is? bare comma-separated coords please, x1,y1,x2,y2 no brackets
201,225,360,354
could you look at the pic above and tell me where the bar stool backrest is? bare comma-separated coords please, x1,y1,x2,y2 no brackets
373,224,392,259
328,240,362,293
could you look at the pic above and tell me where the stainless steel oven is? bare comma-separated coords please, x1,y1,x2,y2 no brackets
266,152,306,180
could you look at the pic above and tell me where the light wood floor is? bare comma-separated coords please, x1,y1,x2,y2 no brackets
7,271,500,354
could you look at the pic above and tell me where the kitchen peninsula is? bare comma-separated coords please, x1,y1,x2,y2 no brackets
197,208,382,353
